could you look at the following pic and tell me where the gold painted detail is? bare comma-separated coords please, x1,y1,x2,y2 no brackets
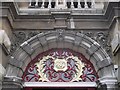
54,59,67,72
66,56,84,81
36,56,54,81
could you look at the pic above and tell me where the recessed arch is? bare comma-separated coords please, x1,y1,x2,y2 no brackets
6,30,115,83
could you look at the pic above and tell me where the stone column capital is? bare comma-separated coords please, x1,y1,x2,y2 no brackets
98,77,118,89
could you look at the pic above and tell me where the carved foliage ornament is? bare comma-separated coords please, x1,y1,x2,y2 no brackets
11,31,111,57
23,49,98,82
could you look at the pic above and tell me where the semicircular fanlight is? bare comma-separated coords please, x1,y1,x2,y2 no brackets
22,48,98,82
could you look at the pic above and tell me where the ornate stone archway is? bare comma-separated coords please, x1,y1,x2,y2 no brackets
5,30,117,89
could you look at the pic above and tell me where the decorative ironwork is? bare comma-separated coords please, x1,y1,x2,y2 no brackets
22,48,98,82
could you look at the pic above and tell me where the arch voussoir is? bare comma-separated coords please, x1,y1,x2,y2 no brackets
6,31,116,83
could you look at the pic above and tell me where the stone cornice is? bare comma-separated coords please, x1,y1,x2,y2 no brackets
1,2,120,30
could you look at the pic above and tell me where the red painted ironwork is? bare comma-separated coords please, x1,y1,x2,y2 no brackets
22,48,98,82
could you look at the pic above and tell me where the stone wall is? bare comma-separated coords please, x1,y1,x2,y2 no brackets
110,17,120,85
0,17,11,86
